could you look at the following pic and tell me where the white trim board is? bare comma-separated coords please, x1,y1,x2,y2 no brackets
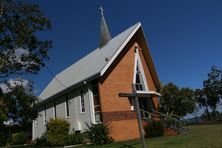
88,87,96,124
100,22,141,76
136,90,161,96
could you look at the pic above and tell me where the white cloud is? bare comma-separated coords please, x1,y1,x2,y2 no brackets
14,48,29,59
0,78,29,93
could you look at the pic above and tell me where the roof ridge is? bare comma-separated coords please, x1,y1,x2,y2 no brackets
56,22,141,78
39,22,141,100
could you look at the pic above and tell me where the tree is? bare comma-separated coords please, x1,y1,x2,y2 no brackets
0,0,51,121
0,1,51,144
0,0,52,78
180,88,196,115
159,83,196,117
0,79,38,145
0,89,7,125
194,88,211,121
3,80,38,128
195,66,222,121
203,66,222,111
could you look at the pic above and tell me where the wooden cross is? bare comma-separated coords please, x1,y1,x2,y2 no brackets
119,83,147,148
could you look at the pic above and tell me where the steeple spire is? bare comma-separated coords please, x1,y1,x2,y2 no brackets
99,6,111,48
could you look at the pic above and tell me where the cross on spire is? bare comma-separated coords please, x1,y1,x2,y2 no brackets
99,6,104,16
99,5,111,48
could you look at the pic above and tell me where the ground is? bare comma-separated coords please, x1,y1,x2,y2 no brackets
81,124,222,148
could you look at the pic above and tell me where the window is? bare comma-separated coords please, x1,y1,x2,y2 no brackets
139,97,154,112
65,97,69,118
80,90,85,113
135,61,145,91
53,102,56,119
92,82,101,123
133,48,149,91
43,106,46,124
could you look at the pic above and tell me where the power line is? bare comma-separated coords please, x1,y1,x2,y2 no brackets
45,64,66,88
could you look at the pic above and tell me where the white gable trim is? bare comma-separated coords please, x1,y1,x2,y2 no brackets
137,48,149,91
133,49,138,83
100,22,141,76
133,48,149,91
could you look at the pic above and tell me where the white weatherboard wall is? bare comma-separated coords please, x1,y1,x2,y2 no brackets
33,84,93,140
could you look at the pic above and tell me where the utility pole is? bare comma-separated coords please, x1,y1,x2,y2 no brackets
132,83,147,148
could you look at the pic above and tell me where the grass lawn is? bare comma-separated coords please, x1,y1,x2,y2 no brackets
81,124,222,148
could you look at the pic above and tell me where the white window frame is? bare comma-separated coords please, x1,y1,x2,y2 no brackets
53,103,56,119
131,48,149,111
65,97,69,118
43,107,46,124
34,120,38,127
133,48,149,91
80,90,86,114
88,87,96,124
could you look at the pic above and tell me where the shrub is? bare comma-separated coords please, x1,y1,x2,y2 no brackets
144,121,164,138
12,131,27,145
66,132,85,145
0,131,6,146
86,123,113,145
46,118,70,146
164,117,180,127
35,133,47,146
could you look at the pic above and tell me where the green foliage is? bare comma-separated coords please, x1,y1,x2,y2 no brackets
85,124,222,148
35,133,47,146
0,0,52,78
0,0,51,140
35,128,85,146
164,117,180,127
0,80,38,145
2,80,38,128
200,111,222,121
86,123,113,145
195,89,211,120
203,66,222,110
0,131,7,146
12,131,27,145
159,83,196,117
46,118,70,146
195,66,222,121
66,132,85,145
144,121,164,138
0,90,7,127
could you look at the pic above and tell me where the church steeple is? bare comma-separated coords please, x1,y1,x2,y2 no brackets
99,6,111,48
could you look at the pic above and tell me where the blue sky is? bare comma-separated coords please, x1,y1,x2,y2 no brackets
28,0,222,95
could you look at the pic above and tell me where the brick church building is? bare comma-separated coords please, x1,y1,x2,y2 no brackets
33,7,160,141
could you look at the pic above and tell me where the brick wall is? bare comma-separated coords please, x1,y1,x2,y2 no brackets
138,45,159,109
99,37,159,141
